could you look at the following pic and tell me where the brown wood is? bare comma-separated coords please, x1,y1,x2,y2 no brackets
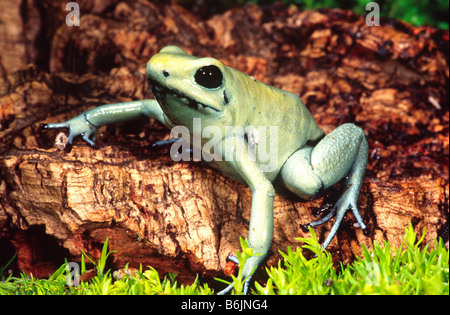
1,1,448,283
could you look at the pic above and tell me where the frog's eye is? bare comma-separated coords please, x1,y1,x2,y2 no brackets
194,65,223,89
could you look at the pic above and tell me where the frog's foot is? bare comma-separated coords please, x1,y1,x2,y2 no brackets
40,113,98,147
217,255,253,295
310,192,366,249
280,123,368,250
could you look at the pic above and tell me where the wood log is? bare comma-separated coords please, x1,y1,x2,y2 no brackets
0,0,448,284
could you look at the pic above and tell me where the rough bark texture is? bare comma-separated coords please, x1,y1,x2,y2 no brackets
0,0,448,284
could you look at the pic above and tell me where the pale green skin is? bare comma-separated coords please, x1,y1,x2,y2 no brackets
42,46,368,294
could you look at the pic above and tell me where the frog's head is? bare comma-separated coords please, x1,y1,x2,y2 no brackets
146,46,232,128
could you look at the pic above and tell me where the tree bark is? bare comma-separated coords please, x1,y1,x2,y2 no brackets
1,0,448,283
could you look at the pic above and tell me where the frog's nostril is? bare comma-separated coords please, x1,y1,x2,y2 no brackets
163,70,170,78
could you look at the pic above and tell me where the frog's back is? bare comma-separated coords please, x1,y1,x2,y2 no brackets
220,67,325,181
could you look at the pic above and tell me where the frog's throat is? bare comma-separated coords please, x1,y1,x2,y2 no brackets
148,78,220,113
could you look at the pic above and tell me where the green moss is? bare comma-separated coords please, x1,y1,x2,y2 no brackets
1,224,448,295
255,224,449,295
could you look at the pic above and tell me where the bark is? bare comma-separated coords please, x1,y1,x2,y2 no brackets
0,0,448,283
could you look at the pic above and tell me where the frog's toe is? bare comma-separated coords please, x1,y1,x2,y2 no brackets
308,190,366,250
226,255,240,265
309,209,336,227
217,255,242,295
217,283,232,295
320,202,365,250
217,276,252,295
350,204,366,231
217,254,257,295
39,123,49,130
40,121,70,130
82,133,96,147
151,137,181,147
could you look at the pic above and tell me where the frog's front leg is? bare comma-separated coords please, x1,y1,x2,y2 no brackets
280,123,368,249
40,99,167,146
217,135,275,295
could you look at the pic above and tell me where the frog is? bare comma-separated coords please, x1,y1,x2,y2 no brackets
40,46,368,294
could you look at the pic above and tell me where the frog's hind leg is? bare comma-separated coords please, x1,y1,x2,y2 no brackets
280,123,368,249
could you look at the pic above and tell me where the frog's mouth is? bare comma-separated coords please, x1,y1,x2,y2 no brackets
148,78,220,113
